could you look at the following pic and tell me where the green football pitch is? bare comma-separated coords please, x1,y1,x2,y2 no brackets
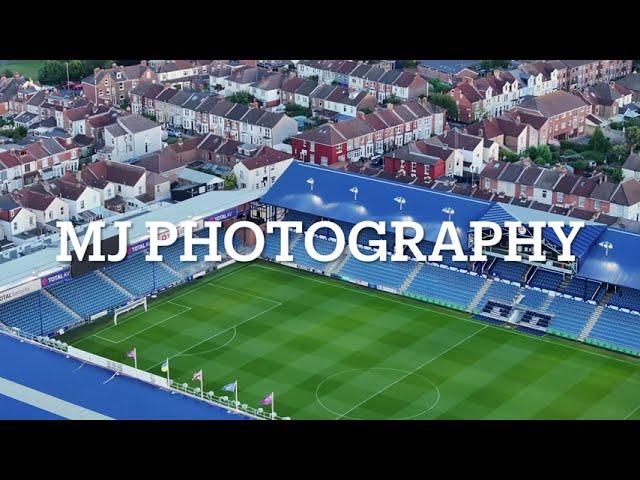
62,261,640,419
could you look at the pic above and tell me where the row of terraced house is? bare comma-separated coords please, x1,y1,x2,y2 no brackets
129,82,297,147
290,99,445,165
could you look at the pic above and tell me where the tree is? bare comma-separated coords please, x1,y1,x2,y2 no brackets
428,78,452,94
602,167,625,183
38,60,67,84
397,60,419,69
611,144,629,164
570,159,589,172
588,127,610,154
227,91,255,105
382,94,402,106
285,103,311,118
1,68,12,77
223,172,238,190
478,60,512,70
360,107,374,115
428,92,458,120
626,126,640,152
534,144,553,165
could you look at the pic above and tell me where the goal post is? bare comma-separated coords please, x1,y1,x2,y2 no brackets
113,297,148,325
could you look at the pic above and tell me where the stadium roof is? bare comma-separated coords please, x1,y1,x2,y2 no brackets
577,228,640,291
479,202,605,264
262,162,492,247
263,162,640,290
0,189,267,292
89,188,268,246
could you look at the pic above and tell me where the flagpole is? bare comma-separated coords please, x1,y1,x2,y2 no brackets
271,392,275,419
166,360,170,384
134,351,138,370
200,374,204,399
235,380,238,409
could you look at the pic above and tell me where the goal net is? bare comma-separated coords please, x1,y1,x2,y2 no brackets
113,297,148,325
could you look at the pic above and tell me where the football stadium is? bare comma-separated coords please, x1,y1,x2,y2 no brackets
2,161,640,420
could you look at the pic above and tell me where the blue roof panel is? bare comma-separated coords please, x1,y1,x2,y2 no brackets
262,162,492,248
577,228,640,290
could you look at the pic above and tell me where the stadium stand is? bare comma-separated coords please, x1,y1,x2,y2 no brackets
528,269,564,291
546,296,595,338
289,234,336,271
489,258,530,283
608,287,640,313
338,248,414,289
0,291,78,336
586,307,640,353
103,252,182,297
405,264,485,309
562,277,601,300
46,272,131,319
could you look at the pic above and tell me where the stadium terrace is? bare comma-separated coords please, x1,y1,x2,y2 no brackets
57,219,586,264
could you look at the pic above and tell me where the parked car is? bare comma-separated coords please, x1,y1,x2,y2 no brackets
370,154,383,167
165,126,182,138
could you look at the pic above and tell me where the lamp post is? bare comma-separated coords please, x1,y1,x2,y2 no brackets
306,177,314,192
350,186,359,202
442,206,455,222
394,196,406,212
599,241,613,257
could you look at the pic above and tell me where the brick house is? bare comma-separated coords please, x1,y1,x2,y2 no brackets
82,62,157,106
449,71,522,123
290,100,445,165
511,91,591,140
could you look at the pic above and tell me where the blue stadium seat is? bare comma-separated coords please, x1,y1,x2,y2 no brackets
405,264,485,309
561,277,601,299
517,289,550,310
479,281,520,308
0,291,78,336
546,296,595,338
608,287,640,312
528,269,563,291
338,247,414,289
47,272,130,318
103,253,182,297
290,234,338,272
587,308,640,352
489,258,530,283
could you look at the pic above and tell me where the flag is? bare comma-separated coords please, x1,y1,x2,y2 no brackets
192,370,203,381
126,347,137,360
161,359,169,373
222,380,237,392
260,393,273,406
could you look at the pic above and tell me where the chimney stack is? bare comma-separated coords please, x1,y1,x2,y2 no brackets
93,67,100,75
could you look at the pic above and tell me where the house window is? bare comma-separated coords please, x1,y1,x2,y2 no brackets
594,200,602,210
29,217,34,226
13,222,17,231
117,185,122,193
578,197,585,207
80,200,85,209
557,192,564,203
542,190,548,199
